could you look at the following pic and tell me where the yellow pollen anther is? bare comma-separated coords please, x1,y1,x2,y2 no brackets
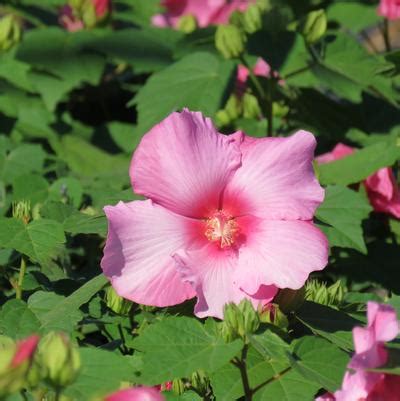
205,211,239,248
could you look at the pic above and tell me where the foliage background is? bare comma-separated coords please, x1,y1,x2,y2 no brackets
1,0,400,400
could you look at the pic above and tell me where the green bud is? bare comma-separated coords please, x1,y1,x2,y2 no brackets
81,1,97,28
177,14,197,33
258,304,288,329
191,369,209,393
0,338,15,374
172,378,185,395
305,280,345,307
243,93,262,119
274,287,305,314
242,4,263,34
0,14,22,51
272,101,289,118
12,200,31,224
298,9,327,44
216,95,243,127
39,332,81,388
215,24,246,59
105,286,132,315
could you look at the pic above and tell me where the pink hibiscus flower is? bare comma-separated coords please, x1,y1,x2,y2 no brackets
316,302,400,401
106,387,165,401
378,0,400,20
59,0,111,32
316,143,400,219
101,109,328,319
152,0,254,28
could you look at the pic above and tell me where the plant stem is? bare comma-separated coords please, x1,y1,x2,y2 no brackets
15,256,26,300
239,56,266,102
252,366,292,393
233,344,252,401
266,78,274,137
382,18,391,52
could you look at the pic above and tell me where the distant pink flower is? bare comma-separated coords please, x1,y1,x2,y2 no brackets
236,58,283,97
106,387,165,401
316,302,400,401
10,335,39,367
59,0,111,32
152,0,254,28
317,143,400,219
101,110,327,319
378,0,400,20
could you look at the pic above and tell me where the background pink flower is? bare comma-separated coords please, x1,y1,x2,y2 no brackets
152,0,254,28
317,302,400,401
101,109,328,319
378,0,400,20
317,143,400,218
106,387,165,401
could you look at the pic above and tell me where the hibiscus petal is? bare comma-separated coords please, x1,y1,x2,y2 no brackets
236,218,328,292
173,244,277,319
223,130,324,220
367,301,399,343
101,200,201,306
130,109,242,218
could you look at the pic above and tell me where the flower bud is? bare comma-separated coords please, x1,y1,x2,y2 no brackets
272,101,289,118
12,200,31,224
215,24,246,59
39,332,81,388
171,378,185,395
298,9,327,44
105,286,132,315
177,14,197,33
191,370,209,394
259,304,288,329
243,93,262,119
0,14,22,51
242,4,263,34
305,280,344,307
274,287,305,314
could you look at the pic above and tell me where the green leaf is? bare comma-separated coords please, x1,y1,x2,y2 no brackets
316,185,372,253
49,177,83,208
0,218,66,266
291,336,349,392
64,348,138,399
0,299,41,339
1,144,46,184
295,301,361,351
31,275,107,333
132,316,243,384
318,139,400,186
164,392,202,401
12,174,49,205
133,52,235,136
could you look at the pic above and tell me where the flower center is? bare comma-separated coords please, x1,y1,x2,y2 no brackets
205,211,239,248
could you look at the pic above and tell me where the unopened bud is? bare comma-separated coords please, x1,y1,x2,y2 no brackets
177,14,197,33
215,24,246,59
105,286,132,315
243,93,262,119
191,370,209,394
39,332,81,388
171,378,185,395
0,14,22,51
272,101,289,118
298,9,327,44
242,4,263,34
259,304,288,329
274,287,305,314
12,200,31,224
305,280,344,307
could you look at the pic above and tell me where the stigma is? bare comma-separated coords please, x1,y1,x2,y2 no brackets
205,211,239,248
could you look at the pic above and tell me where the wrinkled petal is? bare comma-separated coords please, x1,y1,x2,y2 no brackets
235,218,328,293
223,131,324,220
335,370,382,401
368,301,399,343
101,200,203,306
173,243,277,319
378,0,400,20
130,109,242,218
365,168,400,218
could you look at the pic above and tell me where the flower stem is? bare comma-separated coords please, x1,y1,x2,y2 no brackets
15,256,26,300
266,78,274,137
382,18,391,52
233,344,253,401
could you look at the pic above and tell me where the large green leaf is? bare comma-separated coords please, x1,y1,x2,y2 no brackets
132,316,242,384
316,185,372,254
318,139,400,186
132,52,235,136
0,218,66,266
